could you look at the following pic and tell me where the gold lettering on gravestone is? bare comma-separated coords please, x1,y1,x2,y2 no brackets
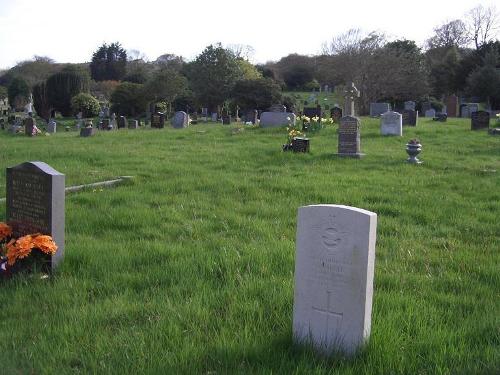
9,171,50,234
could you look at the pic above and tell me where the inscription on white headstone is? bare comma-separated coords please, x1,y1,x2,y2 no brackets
293,204,377,354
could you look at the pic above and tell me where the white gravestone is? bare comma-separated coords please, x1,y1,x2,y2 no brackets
293,204,377,355
380,111,402,136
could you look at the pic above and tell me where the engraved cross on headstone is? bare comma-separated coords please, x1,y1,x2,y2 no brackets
343,82,360,117
312,291,343,338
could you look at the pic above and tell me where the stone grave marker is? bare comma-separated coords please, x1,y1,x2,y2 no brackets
260,112,296,128
172,111,189,128
128,119,138,129
222,115,231,125
369,103,390,117
424,109,436,118
211,113,218,122
24,117,35,137
245,110,258,124
446,95,458,117
401,109,418,126
344,83,360,117
100,119,110,130
330,107,343,123
404,101,416,111
201,108,208,121
293,204,377,355
380,111,402,136
303,106,322,120
471,111,490,130
292,137,310,153
151,112,165,128
421,102,432,113
6,161,65,271
47,119,56,133
338,116,363,158
117,116,127,129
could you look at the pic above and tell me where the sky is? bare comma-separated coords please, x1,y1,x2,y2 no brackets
0,0,496,70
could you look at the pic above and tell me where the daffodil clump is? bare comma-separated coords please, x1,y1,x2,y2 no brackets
300,114,333,133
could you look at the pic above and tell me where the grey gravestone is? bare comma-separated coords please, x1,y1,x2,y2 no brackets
424,109,436,118
245,110,258,124
380,111,402,136
404,101,416,111
471,111,490,130
151,112,165,128
128,120,138,129
269,104,286,112
293,204,377,355
338,116,363,158
211,113,218,122
24,117,35,137
260,112,296,128
117,116,127,129
330,107,343,123
401,110,418,126
370,103,390,117
6,161,65,271
172,111,189,128
47,119,56,133
201,108,208,121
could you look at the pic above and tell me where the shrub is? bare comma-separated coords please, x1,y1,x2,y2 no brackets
46,66,90,116
231,78,282,110
32,82,51,120
71,93,100,117
7,77,30,110
110,82,147,116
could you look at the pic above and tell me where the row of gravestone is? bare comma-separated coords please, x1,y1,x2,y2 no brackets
3,161,377,356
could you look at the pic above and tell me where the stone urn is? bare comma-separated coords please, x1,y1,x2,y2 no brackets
406,139,422,164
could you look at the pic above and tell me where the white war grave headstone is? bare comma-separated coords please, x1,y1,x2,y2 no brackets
293,204,377,355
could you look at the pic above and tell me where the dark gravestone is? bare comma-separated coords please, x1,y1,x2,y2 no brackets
117,116,127,129
222,115,231,125
471,111,490,130
421,101,432,113
401,109,418,126
433,113,447,122
245,110,258,124
338,116,363,158
80,127,96,137
24,117,34,136
151,112,165,128
101,119,110,130
303,107,322,120
292,137,310,153
330,107,343,123
6,161,65,271
446,95,458,117
128,120,138,129
0,118,4,130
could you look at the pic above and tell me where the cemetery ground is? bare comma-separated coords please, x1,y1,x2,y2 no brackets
0,117,499,374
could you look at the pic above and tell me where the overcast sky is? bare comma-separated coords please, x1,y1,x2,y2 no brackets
0,0,496,69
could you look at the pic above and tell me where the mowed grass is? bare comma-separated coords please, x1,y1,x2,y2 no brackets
0,117,499,374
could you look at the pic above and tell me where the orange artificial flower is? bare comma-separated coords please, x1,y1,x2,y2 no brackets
6,235,35,266
31,235,58,255
0,222,12,241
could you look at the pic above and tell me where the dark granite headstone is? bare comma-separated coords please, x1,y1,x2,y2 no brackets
222,115,231,125
151,112,165,128
433,113,448,122
24,117,34,136
245,110,258,124
338,116,363,158
401,109,418,126
303,107,322,120
117,116,127,129
471,111,490,130
446,95,458,117
330,107,343,123
292,137,310,153
101,119,110,130
6,161,65,271
80,127,96,137
128,120,138,129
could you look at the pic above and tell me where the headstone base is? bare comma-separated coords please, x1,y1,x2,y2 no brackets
80,128,96,137
336,153,365,158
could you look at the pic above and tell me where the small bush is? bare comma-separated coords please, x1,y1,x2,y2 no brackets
71,93,100,117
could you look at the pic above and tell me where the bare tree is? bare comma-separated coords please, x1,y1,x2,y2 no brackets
127,49,148,62
426,20,470,49
466,5,499,49
226,44,255,61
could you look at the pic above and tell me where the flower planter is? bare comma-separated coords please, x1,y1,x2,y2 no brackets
406,143,422,164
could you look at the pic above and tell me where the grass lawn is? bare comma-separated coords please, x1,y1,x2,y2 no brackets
0,117,498,374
